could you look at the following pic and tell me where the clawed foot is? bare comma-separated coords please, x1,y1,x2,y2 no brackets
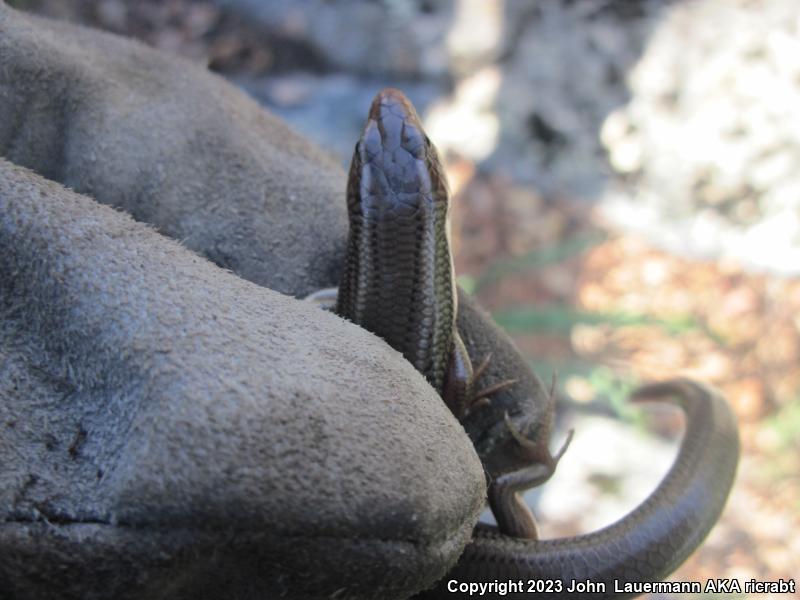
503,412,574,472
501,372,573,467
463,352,517,417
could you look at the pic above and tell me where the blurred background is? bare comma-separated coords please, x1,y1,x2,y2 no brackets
10,0,799,596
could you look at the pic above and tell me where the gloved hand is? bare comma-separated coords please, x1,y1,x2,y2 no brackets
0,4,498,599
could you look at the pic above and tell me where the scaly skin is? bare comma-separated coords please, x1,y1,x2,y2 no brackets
335,88,459,399
418,379,740,598
336,89,740,596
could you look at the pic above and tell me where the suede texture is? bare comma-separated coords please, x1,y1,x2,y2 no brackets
0,159,484,599
0,3,553,598
0,2,346,298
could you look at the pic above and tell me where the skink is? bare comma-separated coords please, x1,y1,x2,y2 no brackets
335,88,739,596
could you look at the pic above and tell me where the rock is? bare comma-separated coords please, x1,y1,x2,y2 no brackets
600,0,800,275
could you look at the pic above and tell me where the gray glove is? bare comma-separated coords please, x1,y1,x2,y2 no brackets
0,4,492,599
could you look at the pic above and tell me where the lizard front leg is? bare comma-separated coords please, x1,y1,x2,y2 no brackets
443,332,518,419
442,332,475,419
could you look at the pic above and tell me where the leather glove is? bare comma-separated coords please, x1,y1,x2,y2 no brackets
0,4,494,599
